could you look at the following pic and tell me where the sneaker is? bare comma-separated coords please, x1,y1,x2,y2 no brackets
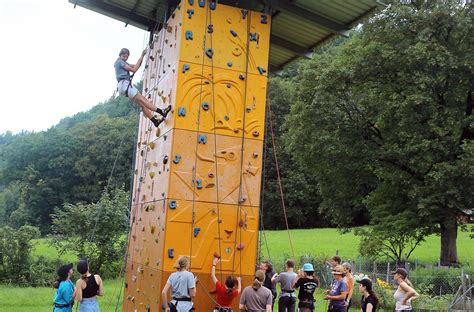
151,117,164,128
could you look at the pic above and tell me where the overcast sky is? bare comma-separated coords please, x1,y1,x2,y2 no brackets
0,0,147,134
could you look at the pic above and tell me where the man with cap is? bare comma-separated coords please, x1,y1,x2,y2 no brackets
392,268,418,311
292,263,319,312
53,263,75,312
356,277,379,312
323,264,348,312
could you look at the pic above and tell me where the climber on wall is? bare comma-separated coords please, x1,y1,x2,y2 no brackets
114,48,171,127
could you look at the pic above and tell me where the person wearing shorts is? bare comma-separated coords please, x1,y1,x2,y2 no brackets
114,48,171,127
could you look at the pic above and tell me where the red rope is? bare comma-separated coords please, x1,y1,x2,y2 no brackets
266,96,295,259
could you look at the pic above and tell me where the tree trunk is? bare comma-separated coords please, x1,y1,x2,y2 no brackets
439,215,459,266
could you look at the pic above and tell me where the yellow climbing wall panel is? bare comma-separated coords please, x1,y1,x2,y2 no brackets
124,1,270,311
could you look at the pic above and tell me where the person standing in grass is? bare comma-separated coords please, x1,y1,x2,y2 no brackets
75,259,104,312
324,265,348,312
272,259,298,312
342,263,355,309
357,278,378,312
239,270,272,312
259,260,277,309
53,263,75,312
392,268,418,312
292,263,318,312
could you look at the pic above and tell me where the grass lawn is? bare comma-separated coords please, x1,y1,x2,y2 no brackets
260,226,474,265
0,279,124,312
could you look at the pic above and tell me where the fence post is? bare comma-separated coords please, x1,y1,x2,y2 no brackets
358,256,362,274
373,261,377,280
386,262,390,283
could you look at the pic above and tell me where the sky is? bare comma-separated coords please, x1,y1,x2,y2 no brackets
0,0,147,134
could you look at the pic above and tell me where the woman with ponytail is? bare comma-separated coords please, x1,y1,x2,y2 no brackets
53,263,75,312
211,256,241,311
391,268,418,311
239,270,272,312
161,256,197,312
74,259,104,312
357,278,378,312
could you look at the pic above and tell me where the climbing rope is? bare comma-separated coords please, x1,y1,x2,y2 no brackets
266,95,295,259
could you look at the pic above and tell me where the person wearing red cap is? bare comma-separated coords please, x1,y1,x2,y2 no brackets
211,256,241,311
357,278,379,312
392,268,418,311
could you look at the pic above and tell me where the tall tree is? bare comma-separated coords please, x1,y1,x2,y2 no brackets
286,0,473,265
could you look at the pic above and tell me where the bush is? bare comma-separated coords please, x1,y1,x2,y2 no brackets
410,267,474,296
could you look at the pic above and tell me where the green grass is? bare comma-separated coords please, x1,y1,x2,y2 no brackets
32,239,76,262
260,226,474,265
0,279,124,312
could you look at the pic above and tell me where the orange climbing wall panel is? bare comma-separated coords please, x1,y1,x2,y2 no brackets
124,1,270,311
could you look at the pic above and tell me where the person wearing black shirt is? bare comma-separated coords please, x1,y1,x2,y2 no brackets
357,278,378,312
260,260,277,309
292,263,319,312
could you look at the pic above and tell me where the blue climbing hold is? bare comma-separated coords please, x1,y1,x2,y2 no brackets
196,179,203,189
198,134,207,144
187,9,194,19
178,107,186,117
205,48,213,59
202,102,209,111
207,24,214,34
182,64,190,73
227,62,233,67
188,0,194,5
257,66,267,75
169,200,177,209
230,30,237,37
239,74,245,80
224,115,230,121
261,15,268,24
250,32,258,42
185,30,193,40
209,0,216,10
173,154,181,164
194,228,201,237
198,0,205,7
241,9,248,19
168,248,174,258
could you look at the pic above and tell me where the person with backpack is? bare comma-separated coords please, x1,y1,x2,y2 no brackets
211,256,241,311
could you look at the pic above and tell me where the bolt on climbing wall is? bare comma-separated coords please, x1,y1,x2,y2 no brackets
123,1,270,311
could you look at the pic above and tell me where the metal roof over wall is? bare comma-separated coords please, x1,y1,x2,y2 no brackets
69,0,383,70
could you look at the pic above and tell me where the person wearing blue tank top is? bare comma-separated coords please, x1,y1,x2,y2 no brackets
75,259,104,312
53,263,75,312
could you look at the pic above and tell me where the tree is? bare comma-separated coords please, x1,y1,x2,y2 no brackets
286,1,473,265
50,188,129,276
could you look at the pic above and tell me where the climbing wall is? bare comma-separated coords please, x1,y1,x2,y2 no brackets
123,1,270,311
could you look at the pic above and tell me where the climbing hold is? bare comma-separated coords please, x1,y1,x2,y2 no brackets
168,248,174,258
182,64,190,73
227,62,233,67
239,219,244,227
241,9,248,19
185,30,193,40
237,243,244,251
196,179,203,189
205,48,213,59
252,130,260,137
207,24,213,34
224,115,230,121
186,9,194,19
225,247,232,254
161,192,165,197
173,154,181,164
156,128,160,137
198,134,207,144
178,107,186,117
249,32,258,42
224,229,233,237
149,172,155,179
169,200,177,209
230,30,237,37
149,55,155,61
193,227,201,237
257,66,267,75
253,152,259,158
198,0,205,7
261,14,268,24
214,252,221,259
132,275,137,282
149,142,156,150
239,74,245,80
208,173,214,178
150,225,156,234
202,102,209,111
226,84,231,88
246,107,252,113
188,0,194,5
209,0,216,10
163,155,169,165
240,195,248,203
206,183,215,188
